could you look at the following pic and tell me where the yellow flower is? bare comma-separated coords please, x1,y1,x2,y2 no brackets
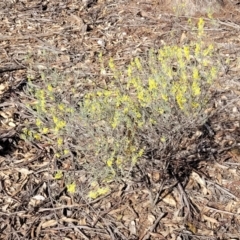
160,137,166,142
134,57,142,71
158,108,164,114
33,133,41,140
176,91,186,110
150,118,157,124
116,158,123,166
64,149,69,155
53,116,58,124
42,127,49,134
23,128,28,134
36,118,42,127
191,102,200,108
96,91,103,97
195,43,201,57
148,78,157,91
103,90,112,97
192,80,201,96
55,153,61,158
183,46,190,61
198,18,204,37
130,60,135,67
161,94,168,102
41,72,45,80
137,121,144,127
111,113,119,129
97,187,110,196
176,48,184,68
57,137,63,146
193,68,199,80
106,158,113,167
88,187,110,199
58,103,65,111
66,107,74,113
127,65,132,77
47,84,53,92
210,66,217,79
132,155,138,164
39,100,46,112
138,148,144,157
71,87,76,94
54,170,63,180
56,120,66,130
123,107,129,114
88,190,99,199
137,88,145,102
38,90,45,100
67,182,76,194
202,59,209,67
181,71,187,81
109,57,115,70
203,44,214,56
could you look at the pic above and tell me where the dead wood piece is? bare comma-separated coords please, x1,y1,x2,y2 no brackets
0,66,26,74
0,129,16,139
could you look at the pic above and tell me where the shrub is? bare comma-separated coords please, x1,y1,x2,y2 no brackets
21,18,219,197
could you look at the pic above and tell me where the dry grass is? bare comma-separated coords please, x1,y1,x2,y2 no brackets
163,0,224,15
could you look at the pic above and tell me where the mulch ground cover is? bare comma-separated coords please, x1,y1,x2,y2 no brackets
1,0,240,239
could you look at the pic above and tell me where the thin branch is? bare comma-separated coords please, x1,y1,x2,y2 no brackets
141,212,166,240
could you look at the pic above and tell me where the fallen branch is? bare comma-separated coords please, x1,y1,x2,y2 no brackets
140,212,166,240
0,66,26,74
